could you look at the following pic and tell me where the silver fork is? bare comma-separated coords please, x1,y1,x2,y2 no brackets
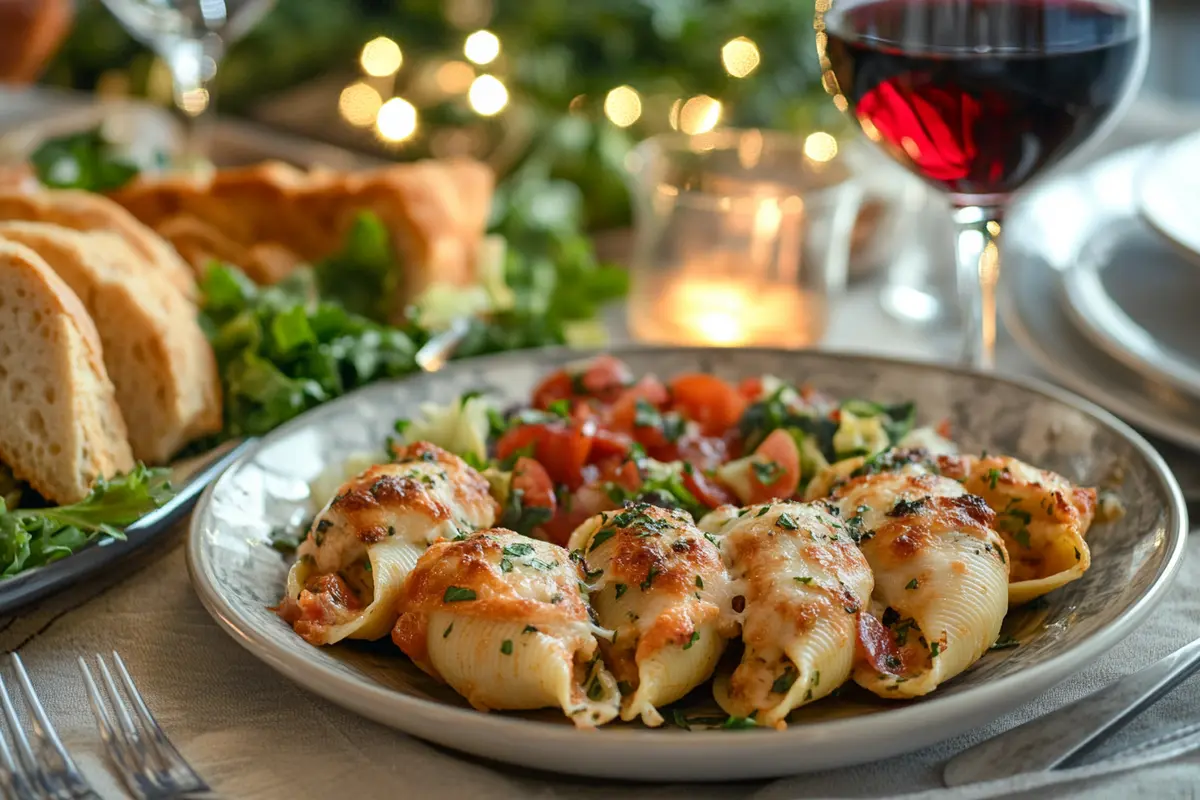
79,652,209,800
0,653,97,800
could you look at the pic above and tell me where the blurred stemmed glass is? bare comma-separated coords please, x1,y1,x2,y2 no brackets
96,0,276,163
817,0,1149,368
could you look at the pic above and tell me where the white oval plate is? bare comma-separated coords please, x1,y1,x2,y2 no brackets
187,347,1186,782
1003,145,1200,452
1137,132,1200,266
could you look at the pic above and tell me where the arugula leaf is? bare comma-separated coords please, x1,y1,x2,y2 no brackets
30,127,141,192
0,465,173,577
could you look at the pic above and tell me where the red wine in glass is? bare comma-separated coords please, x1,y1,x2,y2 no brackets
820,0,1145,366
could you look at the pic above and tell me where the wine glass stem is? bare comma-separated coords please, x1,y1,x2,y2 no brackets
952,206,1003,370
161,32,223,164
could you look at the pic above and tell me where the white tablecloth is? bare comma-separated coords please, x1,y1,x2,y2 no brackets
2,94,1200,800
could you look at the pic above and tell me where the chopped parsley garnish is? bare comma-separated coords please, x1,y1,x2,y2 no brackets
770,666,799,694
990,635,1019,651
640,565,659,591
584,567,604,582
614,583,628,598
500,557,513,573
442,623,454,638
695,575,704,589
502,542,534,557
986,468,1003,490
755,506,770,518
442,586,476,603
547,399,571,419
703,532,720,547
905,578,919,590
752,460,783,486
500,640,514,655
682,631,700,650
775,512,800,531
794,576,814,585
588,528,616,552
888,497,927,517
523,625,538,634
930,641,942,658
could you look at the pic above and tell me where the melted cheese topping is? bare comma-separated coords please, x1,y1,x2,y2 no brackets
278,441,499,646
702,501,873,729
832,472,1009,698
568,503,735,726
393,529,620,727
938,454,1095,605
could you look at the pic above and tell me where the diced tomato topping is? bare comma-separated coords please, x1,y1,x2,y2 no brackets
745,428,801,503
511,457,556,513
588,428,633,462
496,423,593,489
537,485,617,547
531,371,575,410
683,467,735,509
669,373,747,437
651,433,729,473
531,356,634,409
606,375,670,432
737,376,764,402
577,355,635,401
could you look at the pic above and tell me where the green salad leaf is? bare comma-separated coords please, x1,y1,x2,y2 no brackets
29,127,142,192
199,262,418,438
0,465,173,577
313,211,398,322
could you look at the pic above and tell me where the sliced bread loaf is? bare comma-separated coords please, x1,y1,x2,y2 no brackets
0,189,197,301
0,222,222,464
0,240,133,504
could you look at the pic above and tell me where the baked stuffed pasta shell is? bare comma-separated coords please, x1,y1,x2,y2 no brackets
278,442,498,646
699,502,873,729
937,454,1096,606
567,503,736,727
828,471,1009,698
392,529,620,727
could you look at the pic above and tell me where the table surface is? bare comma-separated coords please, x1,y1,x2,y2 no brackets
2,93,1200,800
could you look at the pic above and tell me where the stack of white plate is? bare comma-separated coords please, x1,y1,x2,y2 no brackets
1002,132,1200,453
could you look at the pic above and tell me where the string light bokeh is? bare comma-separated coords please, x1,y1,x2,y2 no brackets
335,18,842,156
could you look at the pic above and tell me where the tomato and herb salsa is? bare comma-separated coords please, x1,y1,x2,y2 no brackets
391,355,940,547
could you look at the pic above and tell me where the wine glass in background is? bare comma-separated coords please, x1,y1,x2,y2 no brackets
96,0,276,162
817,0,1149,368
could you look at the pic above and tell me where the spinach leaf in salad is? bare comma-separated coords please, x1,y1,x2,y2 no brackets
0,465,172,576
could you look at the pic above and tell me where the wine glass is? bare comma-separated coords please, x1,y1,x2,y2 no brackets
97,0,276,162
817,0,1149,368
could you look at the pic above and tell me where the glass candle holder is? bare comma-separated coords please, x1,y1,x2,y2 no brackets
624,129,863,348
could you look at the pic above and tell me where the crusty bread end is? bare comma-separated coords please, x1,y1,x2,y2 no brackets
0,241,133,504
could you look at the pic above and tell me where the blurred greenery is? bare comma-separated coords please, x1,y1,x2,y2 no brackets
44,0,841,229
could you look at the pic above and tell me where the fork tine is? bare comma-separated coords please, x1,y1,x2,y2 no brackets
10,653,87,789
0,672,42,791
95,655,140,748
111,653,186,769
0,679,37,800
78,658,119,751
